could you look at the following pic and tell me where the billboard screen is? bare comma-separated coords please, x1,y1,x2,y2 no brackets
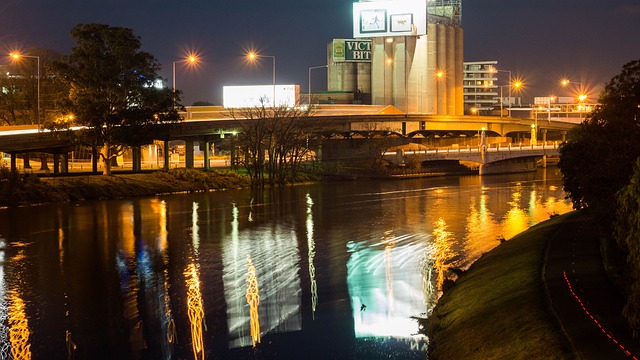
353,0,427,38
223,85,300,108
333,39,372,62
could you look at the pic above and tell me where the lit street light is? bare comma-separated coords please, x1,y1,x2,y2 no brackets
247,52,276,107
308,64,328,105
172,54,198,105
489,67,512,117
561,79,587,121
10,52,40,131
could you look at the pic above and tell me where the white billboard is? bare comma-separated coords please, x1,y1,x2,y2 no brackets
223,85,300,108
353,0,427,38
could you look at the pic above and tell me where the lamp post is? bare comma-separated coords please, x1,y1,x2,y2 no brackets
561,79,587,121
308,65,328,105
490,67,512,117
172,55,197,106
248,52,276,107
11,52,40,131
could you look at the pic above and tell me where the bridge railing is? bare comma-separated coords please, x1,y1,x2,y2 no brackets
384,141,561,156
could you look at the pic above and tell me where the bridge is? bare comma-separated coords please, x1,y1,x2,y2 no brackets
384,141,560,175
0,105,574,175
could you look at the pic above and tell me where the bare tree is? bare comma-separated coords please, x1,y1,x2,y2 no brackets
229,100,317,187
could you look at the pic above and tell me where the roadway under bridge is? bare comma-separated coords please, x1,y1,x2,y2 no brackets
0,105,575,174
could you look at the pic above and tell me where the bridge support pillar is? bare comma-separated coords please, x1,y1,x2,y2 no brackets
10,153,17,172
163,140,170,171
203,141,210,171
185,140,194,169
479,158,537,175
53,154,60,174
132,146,141,172
23,154,31,169
61,153,69,173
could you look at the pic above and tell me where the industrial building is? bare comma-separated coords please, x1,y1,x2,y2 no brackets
324,0,464,116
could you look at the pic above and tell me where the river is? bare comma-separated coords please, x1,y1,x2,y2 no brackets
0,168,573,359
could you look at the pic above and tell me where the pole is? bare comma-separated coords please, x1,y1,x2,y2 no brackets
500,86,504,117
36,56,40,132
308,65,327,105
172,61,177,107
272,56,276,107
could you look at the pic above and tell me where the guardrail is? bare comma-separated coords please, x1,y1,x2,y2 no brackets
384,142,560,156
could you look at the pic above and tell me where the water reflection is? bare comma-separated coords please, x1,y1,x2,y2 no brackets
185,262,206,359
245,256,261,347
0,170,573,358
346,231,430,342
6,248,32,360
306,194,318,320
222,202,302,349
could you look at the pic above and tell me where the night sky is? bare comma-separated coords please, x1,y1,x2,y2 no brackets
2,0,639,105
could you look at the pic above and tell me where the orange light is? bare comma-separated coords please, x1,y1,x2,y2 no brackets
247,52,257,60
436,70,445,79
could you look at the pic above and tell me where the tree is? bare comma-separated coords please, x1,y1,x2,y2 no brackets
615,160,640,337
0,49,66,127
230,101,317,187
52,23,181,175
559,59,640,220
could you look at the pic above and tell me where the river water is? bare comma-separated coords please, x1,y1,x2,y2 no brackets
0,168,572,360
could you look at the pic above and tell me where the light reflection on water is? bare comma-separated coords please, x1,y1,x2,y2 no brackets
0,170,573,358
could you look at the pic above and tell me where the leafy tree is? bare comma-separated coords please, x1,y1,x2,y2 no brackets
615,160,640,337
559,59,640,221
52,23,181,175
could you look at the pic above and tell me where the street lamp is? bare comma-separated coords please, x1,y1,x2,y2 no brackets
10,52,40,131
489,67,512,117
172,54,197,105
561,79,587,121
308,65,328,105
247,52,276,107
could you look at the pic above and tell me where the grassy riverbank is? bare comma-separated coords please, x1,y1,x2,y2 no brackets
427,212,580,360
0,168,253,207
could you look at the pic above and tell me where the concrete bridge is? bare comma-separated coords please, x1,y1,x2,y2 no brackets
385,141,560,175
0,105,573,174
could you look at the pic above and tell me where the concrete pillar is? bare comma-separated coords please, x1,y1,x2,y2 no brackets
61,153,69,173
132,146,141,172
164,140,170,171
185,139,194,169
53,154,60,174
203,141,211,171
10,153,17,172
23,154,31,169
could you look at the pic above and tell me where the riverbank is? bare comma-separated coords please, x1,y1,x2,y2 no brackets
0,168,253,207
427,212,581,359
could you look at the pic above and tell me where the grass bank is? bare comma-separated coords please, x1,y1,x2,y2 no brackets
427,212,580,360
0,168,252,207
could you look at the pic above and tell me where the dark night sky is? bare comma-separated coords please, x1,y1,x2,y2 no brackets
2,0,639,105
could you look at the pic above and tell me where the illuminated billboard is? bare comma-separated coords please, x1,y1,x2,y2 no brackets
223,85,300,108
333,39,372,62
353,0,427,38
